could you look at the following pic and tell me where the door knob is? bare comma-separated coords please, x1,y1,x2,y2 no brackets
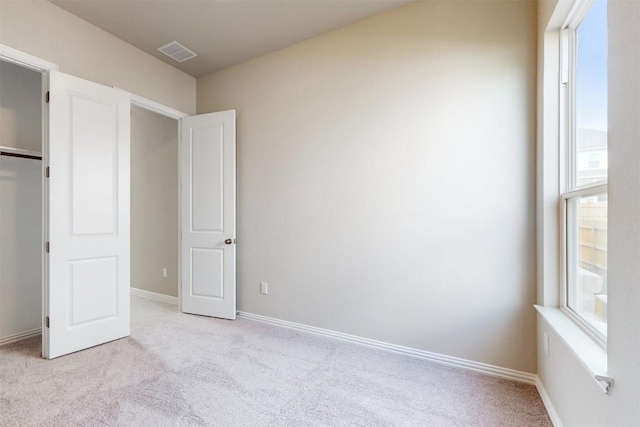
225,239,233,245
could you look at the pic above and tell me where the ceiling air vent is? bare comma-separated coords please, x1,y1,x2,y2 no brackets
157,41,197,63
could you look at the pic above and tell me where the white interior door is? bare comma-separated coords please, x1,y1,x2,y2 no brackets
181,110,236,319
45,71,130,359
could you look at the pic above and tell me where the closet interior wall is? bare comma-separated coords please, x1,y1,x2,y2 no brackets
0,60,43,343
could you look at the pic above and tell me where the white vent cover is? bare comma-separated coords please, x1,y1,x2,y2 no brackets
157,41,197,63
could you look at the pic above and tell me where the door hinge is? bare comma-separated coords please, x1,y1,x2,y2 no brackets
45,317,50,328
45,167,50,178
45,91,50,103
45,241,50,253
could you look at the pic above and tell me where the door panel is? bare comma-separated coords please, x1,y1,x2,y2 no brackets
181,111,236,319
191,248,224,298
70,97,118,234
191,127,224,231
46,71,130,359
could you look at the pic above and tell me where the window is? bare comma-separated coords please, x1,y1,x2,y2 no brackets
562,0,608,342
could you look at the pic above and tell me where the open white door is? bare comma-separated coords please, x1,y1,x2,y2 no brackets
45,71,130,359
180,110,236,319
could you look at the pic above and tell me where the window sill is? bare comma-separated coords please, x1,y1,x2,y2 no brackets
534,305,613,394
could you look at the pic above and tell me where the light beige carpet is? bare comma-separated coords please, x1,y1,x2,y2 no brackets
1,297,551,426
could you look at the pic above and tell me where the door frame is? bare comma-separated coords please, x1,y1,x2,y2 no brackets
128,92,188,312
0,45,58,72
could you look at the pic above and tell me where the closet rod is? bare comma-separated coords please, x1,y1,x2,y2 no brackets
0,146,42,160
0,151,42,161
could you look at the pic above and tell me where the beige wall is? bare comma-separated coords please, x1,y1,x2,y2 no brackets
198,1,537,372
131,106,179,297
0,0,195,114
0,60,42,152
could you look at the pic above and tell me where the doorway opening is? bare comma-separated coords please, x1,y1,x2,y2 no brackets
130,106,180,307
0,59,44,347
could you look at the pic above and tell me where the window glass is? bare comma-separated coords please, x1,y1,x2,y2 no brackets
575,0,608,187
567,193,608,337
565,0,608,340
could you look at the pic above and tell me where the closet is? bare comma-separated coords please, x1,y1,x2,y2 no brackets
0,59,44,345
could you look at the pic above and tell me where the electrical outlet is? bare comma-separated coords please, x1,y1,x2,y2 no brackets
543,332,549,357
260,282,268,295
162,268,168,278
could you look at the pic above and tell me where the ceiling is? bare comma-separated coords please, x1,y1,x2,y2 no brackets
50,0,412,77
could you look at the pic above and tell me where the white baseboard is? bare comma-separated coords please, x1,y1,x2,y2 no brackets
536,377,564,427
131,287,178,305
236,311,537,385
0,328,41,346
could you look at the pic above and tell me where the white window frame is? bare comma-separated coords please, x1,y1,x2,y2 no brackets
559,0,608,346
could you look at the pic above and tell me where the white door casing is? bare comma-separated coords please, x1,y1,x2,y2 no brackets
180,110,236,319
46,71,130,359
